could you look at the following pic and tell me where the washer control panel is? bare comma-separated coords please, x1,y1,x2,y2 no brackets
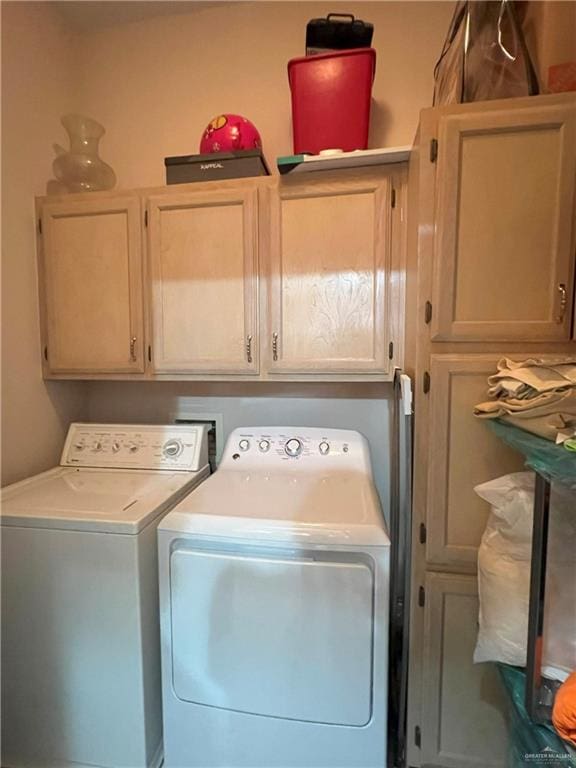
221,427,370,473
61,424,209,471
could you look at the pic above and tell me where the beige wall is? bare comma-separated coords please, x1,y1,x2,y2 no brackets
1,0,452,485
2,0,573,486
72,1,454,188
85,380,394,516
69,0,576,191
1,2,86,486
74,0,452,505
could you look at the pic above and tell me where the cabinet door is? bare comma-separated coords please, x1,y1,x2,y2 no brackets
432,97,576,341
40,196,144,374
420,573,508,768
148,188,258,374
266,176,391,375
426,355,524,571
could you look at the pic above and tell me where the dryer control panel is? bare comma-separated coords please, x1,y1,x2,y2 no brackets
221,427,372,474
61,424,209,471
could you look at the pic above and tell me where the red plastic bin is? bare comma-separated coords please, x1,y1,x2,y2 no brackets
288,48,376,155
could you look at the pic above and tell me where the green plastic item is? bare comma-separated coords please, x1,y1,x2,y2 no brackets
487,421,576,488
497,663,576,767
276,146,411,175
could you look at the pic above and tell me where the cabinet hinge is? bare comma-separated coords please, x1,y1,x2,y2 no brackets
415,725,422,748
419,522,427,544
430,138,438,163
423,371,431,394
38,218,42,235
391,188,396,208
424,300,432,324
418,586,426,607
43,345,48,361
147,345,152,362
144,210,149,227
388,341,394,360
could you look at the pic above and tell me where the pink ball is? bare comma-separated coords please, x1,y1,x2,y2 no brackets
199,113,262,154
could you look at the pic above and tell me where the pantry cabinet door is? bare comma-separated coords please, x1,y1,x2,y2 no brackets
420,573,508,768
148,188,258,374
39,196,144,374
426,355,524,572
432,97,576,342
266,176,391,375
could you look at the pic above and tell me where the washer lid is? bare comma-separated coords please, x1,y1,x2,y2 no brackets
159,469,390,547
1,466,208,534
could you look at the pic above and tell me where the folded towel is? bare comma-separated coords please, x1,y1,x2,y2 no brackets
474,389,576,419
553,671,576,746
487,358,576,399
474,358,576,442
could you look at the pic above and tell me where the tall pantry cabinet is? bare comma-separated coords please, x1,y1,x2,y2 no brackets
406,92,576,768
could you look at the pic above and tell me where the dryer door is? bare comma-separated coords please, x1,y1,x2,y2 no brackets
170,547,374,725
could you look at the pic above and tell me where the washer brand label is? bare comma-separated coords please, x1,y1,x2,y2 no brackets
201,163,224,170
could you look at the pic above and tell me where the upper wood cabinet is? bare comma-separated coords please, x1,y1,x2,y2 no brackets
264,175,392,375
431,94,576,342
36,170,405,381
38,195,144,374
147,188,259,374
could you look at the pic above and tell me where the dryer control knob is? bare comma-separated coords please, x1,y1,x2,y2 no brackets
163,439,183,458
128,443,139,453
258,439,270,452
285,438,302,457
239,439,250,452
319,441,330,455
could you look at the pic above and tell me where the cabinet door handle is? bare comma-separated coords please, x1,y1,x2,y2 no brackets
130,336,137,362
556,283,567,323
246,334,253,364
272,332,279,362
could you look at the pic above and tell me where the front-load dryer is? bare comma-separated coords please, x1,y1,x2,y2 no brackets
158,427,390,768
1,423,210,768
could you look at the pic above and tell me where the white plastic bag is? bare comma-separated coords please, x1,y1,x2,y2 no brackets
474,472,576,681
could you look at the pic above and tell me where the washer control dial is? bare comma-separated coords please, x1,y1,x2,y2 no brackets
128,443,139,454
319,441,330,455
163,439,183,458
285,438,303,457
239,439,251,452
258,439,270,452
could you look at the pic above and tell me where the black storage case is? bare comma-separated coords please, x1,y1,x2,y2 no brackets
164,150,270,184
305,13,373,55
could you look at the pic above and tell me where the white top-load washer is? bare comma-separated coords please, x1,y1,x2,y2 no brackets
158,426,390,768
1,423,209,768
